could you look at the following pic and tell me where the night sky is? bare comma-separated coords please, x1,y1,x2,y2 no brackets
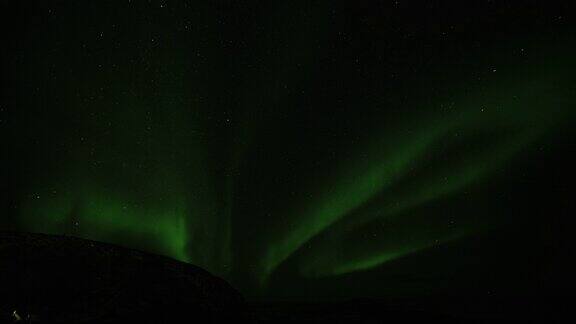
1,1,575,301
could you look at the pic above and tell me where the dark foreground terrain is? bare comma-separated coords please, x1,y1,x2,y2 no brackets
0,232,566,323
0,231,243,322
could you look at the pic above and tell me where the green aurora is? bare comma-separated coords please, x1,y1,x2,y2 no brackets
13,56,572,291
1,1,574,299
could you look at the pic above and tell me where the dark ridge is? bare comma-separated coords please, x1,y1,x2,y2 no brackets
0,231,243,323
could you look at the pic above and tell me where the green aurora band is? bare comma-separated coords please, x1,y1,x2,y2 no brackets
254,63,569,283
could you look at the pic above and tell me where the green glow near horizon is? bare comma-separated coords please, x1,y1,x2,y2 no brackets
19,189,190,262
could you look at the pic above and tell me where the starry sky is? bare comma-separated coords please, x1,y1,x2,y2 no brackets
1,1,575,300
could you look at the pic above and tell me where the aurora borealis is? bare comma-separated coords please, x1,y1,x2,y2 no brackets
1,1,575,301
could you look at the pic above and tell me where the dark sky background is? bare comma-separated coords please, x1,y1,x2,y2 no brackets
1,1,575,301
